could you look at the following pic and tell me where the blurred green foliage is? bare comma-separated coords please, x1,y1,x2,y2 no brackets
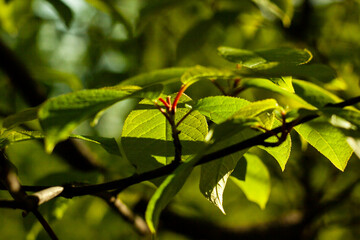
1,0,360,239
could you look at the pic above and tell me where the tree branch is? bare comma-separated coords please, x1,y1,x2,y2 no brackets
0,150,59,240
1,96,360,199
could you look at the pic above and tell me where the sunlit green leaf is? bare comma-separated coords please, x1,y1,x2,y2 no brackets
39,85,163,153
232,99,279,118
270,76,294,93
193,96,249,124
231,153,271,209
295,119,353,171
121,94,208,180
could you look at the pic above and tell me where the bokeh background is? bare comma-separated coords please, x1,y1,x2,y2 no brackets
1,0,360,239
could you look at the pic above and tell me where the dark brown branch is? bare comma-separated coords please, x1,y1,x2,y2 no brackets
0,151,59,240
2,96,360,199
32,209,59,240
0,199,25,209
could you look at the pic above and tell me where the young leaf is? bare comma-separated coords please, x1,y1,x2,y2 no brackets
121,94,208,177
193,96,249,124
39,85,163,153
180,66,235,86
294,119,353,171
230,153,271,209
46,0,73,28
2,107,39,128
242,78,314,108
118,67,187,86
218,47,312,67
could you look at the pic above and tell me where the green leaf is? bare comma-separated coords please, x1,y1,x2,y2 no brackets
292,79,342,108
242,78,315,108
69,135,121,156
46,0,73,28
145,153,203,233
200,154,240,214
319,108,360,160
2,107,38,128
118,67,188,87
39,85,163,153
121,94,208,178
232,99,279,119
181,66,235,86
193,96,250,124
0,130,44,148
218,47,312,68
199,125,256,214
270,76,294,93
242,63,337,83
294,119,353,171
230,153,271,209
258,111,275,130
0,130,120,156
259,119,292,171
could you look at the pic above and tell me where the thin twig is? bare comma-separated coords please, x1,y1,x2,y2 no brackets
32,209,59,240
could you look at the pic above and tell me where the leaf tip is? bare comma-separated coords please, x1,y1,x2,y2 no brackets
45,139,55,154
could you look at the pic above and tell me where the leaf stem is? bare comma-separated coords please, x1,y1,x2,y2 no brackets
172,84,189,113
